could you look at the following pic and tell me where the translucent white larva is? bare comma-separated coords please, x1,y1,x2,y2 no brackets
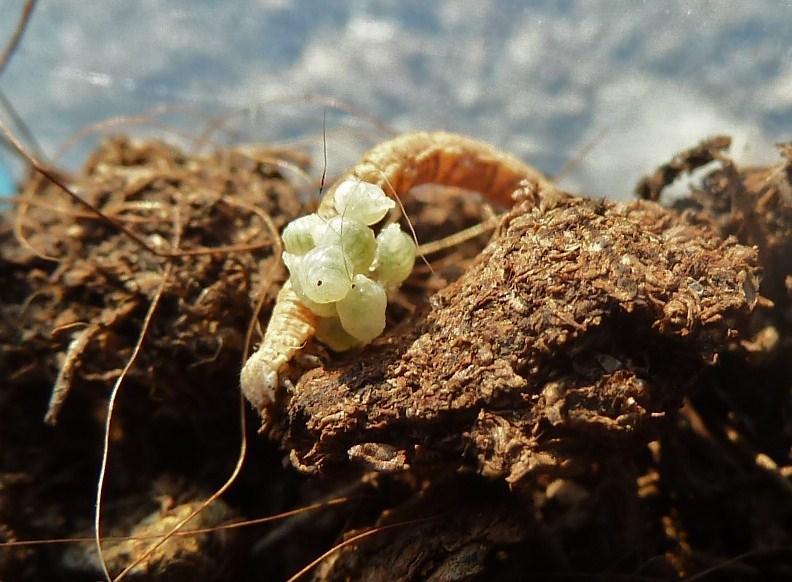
314,316,359,352
332,179,396,225
282,253,338,317
370,223,417,288
296,245,353,304
336,274,388,344
281,213,326,255
316,216,377,273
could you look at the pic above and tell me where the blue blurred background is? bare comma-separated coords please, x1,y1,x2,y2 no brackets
1,0,791,198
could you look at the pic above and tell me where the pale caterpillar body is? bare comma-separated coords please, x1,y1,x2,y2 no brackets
239,279,317,412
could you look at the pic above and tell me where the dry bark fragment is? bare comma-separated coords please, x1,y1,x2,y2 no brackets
681,142,792,311
635,135,732,202
272,186,759,488
315,475,528,582
640,140,792,578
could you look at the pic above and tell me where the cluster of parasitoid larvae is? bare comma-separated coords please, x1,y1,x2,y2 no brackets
281,179,416,350
240,131,554,416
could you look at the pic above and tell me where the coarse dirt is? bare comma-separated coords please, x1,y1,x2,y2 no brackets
1,134,791,581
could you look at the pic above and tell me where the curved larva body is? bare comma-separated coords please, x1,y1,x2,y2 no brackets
241,131,551,415
318,131,553,219
240,280,316,412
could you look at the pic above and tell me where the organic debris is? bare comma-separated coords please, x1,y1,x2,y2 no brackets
2,134,792,580
0,136,308,579
275,183,759,488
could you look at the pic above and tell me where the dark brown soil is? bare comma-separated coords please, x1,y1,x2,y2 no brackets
1,135,791,581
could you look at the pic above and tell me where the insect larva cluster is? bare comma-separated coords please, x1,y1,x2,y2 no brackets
281,179,416,351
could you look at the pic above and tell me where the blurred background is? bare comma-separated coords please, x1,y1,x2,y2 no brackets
1,0,791,199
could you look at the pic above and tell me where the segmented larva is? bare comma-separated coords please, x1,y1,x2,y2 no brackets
239,279,316,412
240,131,551,416
318,130,554,219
